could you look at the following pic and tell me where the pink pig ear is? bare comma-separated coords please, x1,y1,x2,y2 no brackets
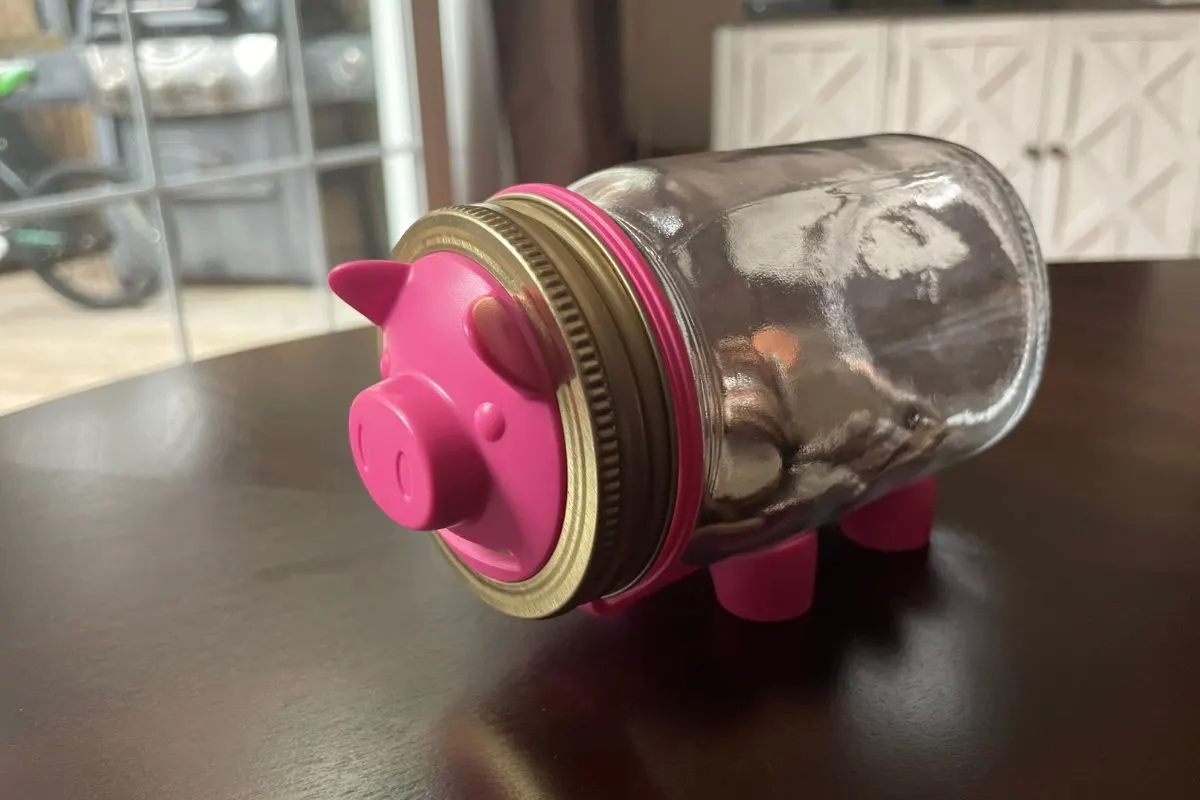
467,295,553,396
328,260,410,326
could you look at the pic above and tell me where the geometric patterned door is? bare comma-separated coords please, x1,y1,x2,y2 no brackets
888,17,1053,218
1038,13,1200,261
713,21,889,150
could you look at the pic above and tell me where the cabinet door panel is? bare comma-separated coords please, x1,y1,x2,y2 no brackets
889,16,1052,220
1040,12,1200,261
713,21,889,150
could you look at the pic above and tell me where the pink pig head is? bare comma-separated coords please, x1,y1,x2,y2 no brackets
327,256,567,582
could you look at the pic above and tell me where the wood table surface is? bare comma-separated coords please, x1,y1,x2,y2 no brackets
2,262,1199,799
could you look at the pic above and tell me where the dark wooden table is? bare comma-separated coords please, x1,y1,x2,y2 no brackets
3,262,1199,799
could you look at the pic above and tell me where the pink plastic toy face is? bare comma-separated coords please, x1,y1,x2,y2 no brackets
329,255,567,582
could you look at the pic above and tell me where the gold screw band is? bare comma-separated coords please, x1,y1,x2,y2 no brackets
493,193,676,598
390,198,674,617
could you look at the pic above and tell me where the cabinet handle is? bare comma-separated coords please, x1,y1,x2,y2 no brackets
1048,143,1069,159
1023,144,1043,160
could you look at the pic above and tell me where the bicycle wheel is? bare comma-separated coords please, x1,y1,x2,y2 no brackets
26,163,164,310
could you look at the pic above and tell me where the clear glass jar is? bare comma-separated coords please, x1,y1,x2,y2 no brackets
571,134,1049,566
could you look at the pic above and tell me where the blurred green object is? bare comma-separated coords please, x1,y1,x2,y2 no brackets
0,60,37,100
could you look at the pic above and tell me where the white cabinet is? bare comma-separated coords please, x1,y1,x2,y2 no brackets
713,11,1200,262
1039,13,1200,260
712,21,889,150
887,16,1052,215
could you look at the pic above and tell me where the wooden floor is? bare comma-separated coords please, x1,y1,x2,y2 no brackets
0,270,368,415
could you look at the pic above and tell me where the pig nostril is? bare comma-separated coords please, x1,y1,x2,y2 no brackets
395,451,412,499
355,423,368,472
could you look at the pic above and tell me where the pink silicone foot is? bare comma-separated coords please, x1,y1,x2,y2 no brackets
839,477,937,552
709,533,818,622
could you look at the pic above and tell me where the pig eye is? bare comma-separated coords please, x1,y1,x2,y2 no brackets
474,402,505,441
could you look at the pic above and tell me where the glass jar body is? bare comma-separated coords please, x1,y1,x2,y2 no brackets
571,134,1049,566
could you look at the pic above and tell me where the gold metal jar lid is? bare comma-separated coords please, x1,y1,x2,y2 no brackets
390,195,676,618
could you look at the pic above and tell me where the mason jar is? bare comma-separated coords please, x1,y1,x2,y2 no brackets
329,134,1049,621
